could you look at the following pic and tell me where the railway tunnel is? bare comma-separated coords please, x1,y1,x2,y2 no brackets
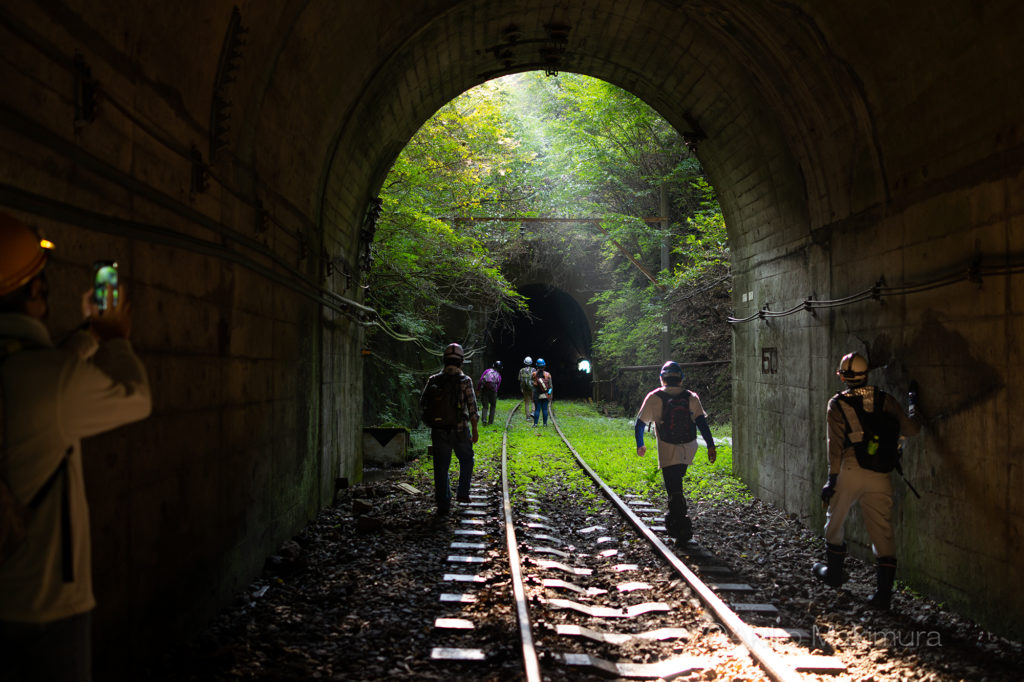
1,0,1023,669
489,283,595,400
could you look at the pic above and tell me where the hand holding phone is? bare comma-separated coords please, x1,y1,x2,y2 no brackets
92,261,119,313
85,261,132,340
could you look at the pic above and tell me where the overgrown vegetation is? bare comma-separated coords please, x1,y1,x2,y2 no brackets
406,400,751,505
363,73,732,426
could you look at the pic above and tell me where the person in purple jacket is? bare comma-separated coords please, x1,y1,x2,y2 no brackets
477,360,502,425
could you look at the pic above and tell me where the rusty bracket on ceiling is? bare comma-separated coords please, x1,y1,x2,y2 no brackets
189,145,210,196
541,23,571,76
480,22,571,77
210,6,247,160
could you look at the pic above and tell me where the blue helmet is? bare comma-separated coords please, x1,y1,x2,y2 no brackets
536,358,546,368
660,361,683,382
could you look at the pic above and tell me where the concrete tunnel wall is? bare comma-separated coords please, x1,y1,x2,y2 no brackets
1,0,1022,659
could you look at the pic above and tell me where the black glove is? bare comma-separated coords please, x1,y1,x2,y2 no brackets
820,474,838,504
908,380,919,418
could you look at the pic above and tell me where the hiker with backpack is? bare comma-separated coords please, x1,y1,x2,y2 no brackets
518,356,534,422
477,360,502,426
634,361,716,543
419,342,479,516
812,351,922,610
531,358,553,427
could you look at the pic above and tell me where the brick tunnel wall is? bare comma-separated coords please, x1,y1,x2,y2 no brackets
1,0,1022,662
0,0,364,659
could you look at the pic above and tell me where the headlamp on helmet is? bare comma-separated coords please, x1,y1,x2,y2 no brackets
837,352,868,385
0,213,53,296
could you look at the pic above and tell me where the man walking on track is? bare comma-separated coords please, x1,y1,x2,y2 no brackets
812,351,922,610
633,361,716,544
419,342,479,516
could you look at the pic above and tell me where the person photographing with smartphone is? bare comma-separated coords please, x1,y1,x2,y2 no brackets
0,213,152,682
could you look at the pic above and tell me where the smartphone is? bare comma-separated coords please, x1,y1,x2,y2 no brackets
92,261,119,313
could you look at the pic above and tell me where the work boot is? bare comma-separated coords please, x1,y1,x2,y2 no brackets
665,493,692,543
867,556,897,610
812,542,847,588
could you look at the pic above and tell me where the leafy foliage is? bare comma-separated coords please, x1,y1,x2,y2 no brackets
364,73,732,426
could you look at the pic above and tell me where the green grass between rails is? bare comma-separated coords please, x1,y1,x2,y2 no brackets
404,399,752,505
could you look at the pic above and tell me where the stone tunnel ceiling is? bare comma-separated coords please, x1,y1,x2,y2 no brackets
2,0,1023,655
490,283,594,399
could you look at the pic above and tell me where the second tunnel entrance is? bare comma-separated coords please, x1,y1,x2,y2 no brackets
489,283,593,400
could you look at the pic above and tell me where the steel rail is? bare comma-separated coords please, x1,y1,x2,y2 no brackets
548,408,803,682
500,403,542,682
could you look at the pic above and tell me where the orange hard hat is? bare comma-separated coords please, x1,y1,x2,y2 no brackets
0,213,53,296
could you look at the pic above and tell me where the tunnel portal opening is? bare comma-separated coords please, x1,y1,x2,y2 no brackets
489,283,593,400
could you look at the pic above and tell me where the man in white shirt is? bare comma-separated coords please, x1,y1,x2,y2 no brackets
0,213,152,681
634,361,716,543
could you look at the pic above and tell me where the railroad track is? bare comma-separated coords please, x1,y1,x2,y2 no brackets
429,404,846,680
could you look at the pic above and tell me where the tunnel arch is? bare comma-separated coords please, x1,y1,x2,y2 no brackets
230,0,1024,639
3,0,1024,659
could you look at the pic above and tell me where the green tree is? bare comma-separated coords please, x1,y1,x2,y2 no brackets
364,72,732,426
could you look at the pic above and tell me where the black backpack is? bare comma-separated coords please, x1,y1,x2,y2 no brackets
421,373,465,428
835,387,902,473
655,390,697,445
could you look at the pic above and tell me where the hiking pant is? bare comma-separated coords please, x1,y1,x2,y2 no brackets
661,463,689,498
431,427,474,511
533,398,550,425
479,387,497,425
0,611,92,682
824,460,895,557
521,388,533,420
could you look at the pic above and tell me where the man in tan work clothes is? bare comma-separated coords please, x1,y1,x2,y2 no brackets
812,351,921,610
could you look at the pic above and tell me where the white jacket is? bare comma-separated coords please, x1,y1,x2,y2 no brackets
0,314,151,624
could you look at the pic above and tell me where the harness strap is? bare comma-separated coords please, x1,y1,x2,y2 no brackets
835,386,879,445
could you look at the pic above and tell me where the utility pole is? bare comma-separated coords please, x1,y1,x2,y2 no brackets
660,183,671,363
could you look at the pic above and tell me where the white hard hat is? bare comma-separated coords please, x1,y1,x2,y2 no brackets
837,352,868,385
523,356,532,365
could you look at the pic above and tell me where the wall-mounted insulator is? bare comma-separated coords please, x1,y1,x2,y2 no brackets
322,249,334,280
190,145,209,195
968,256,983,285
871,277,886,302
73,53,98,128
804,294,816,317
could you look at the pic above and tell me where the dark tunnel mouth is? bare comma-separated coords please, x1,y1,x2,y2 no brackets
486,283,593,399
